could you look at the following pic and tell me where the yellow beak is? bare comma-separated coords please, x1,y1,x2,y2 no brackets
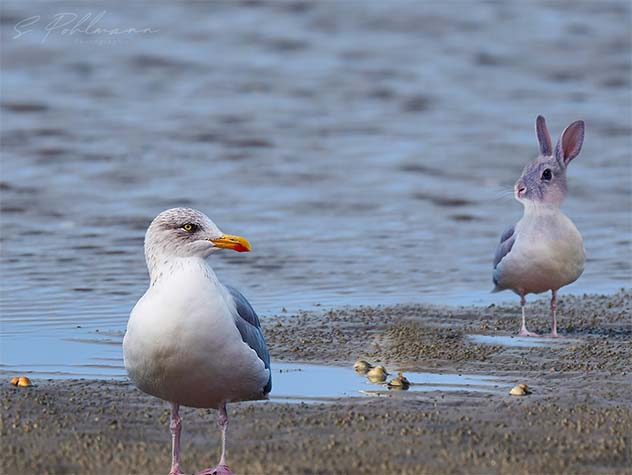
210,234,251,252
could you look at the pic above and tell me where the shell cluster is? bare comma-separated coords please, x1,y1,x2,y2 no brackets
353,360,410,389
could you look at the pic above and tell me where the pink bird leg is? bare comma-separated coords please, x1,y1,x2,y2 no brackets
548,289,561,338
195,402,234,475
170,403,185,475
517,291,539,337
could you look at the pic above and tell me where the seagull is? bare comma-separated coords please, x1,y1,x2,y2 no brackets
123,208,271,475
492,116,586,337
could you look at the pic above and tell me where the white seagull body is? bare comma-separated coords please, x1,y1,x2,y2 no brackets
125,260,270,409
493,203,584,296
123,208,270,475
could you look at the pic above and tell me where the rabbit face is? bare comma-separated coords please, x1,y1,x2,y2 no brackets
515,155,567,205
515,115,584,207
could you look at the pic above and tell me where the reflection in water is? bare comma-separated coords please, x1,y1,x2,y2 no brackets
0,356,505,402
271,363,505,402
467,334,581,348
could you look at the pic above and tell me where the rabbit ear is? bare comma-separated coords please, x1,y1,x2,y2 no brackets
555,120,584,166
535,115,553,156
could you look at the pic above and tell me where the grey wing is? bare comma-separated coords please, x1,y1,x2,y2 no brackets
226,286,271,394
493,224,516,269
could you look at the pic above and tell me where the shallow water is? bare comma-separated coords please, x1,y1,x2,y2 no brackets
1,2,630,377
467,334,581,348
271,363,505,402
1,357,505,402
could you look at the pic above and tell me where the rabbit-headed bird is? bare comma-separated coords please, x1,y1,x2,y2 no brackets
493,116,586,337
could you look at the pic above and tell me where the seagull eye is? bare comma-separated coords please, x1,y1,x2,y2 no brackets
541,169,552,181
182,223,196,232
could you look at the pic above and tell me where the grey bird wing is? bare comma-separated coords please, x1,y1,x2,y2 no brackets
226,285,271,394
492,224,516,291
494,224,516,269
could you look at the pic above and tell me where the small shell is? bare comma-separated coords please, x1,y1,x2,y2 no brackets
509,383,531,396
368,373,387,383
367,365,388,383
396,371,410,385
387,379,410,390
10,377,19,386
367,365,388,377
387,371,411,390
17,376,32,388
353,360,373,373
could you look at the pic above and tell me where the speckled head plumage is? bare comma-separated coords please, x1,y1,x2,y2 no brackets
144,208,251,279
515,116,585,206
145,208,223,260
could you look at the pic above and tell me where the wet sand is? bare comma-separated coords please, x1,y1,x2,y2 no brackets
2,290,631,475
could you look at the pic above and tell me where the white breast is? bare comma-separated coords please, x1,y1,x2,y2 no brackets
123,258,269,409
496,207,585,295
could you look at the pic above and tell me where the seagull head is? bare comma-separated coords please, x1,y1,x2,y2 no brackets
145,208,251,263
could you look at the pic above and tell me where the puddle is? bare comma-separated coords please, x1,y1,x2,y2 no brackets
0,332,126,380
270,363,504,402
0,362,126,380
467,334,580,348
1,358,506,403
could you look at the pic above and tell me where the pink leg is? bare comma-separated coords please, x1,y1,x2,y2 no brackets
517,291,539,337
170,403,185,475
195,402,234,475
548,290,560,338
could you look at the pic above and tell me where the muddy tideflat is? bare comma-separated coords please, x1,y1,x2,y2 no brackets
2,291,630,475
